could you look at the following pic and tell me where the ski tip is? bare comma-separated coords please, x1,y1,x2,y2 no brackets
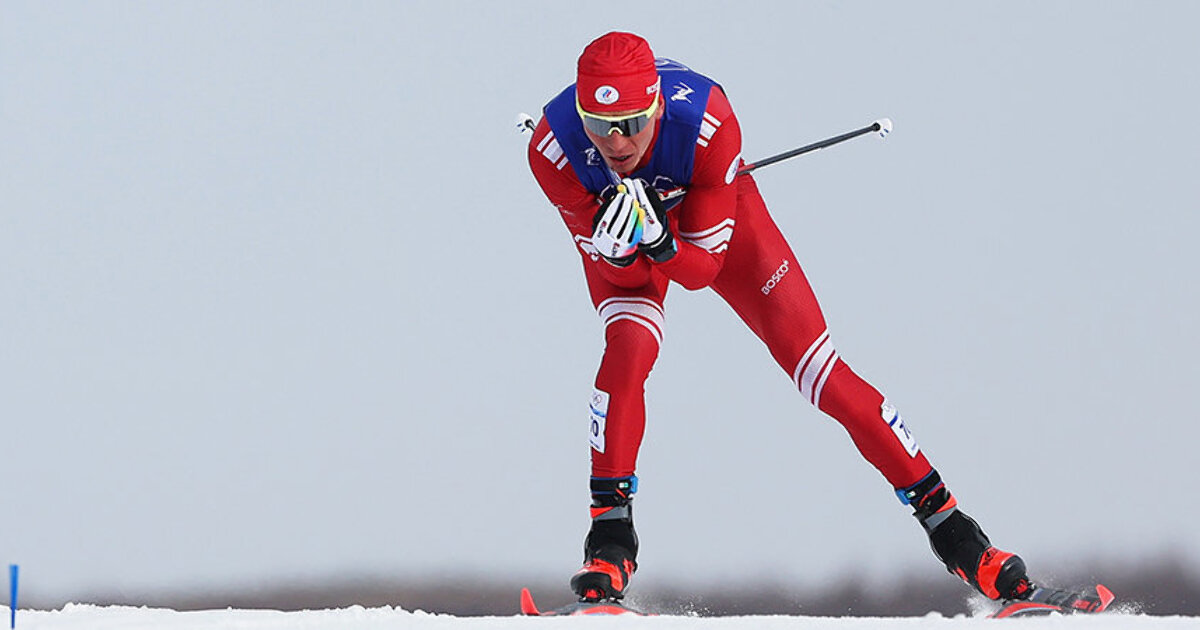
519,587,541,615
1096,584,1116,611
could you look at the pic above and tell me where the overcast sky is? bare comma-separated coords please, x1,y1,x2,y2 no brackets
2,1,1198,601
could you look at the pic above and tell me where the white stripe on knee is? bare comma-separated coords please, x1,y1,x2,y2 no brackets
597,297,665,346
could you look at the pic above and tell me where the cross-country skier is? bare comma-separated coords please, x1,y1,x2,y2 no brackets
526,31,1032,605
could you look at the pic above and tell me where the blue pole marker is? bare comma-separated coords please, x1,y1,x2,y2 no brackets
8,564,16,629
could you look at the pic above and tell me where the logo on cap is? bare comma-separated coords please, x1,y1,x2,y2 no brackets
595,85,620,105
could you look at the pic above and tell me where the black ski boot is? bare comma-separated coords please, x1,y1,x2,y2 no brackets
570,476,639,601
901,471,1033,600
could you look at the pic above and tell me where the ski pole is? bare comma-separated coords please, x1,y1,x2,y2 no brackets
659,118,891,201
737,118,891,174
514,113,893,200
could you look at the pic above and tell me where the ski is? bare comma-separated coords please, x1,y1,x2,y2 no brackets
519,583,1111,617
990,583,1115,618
519,587,647,616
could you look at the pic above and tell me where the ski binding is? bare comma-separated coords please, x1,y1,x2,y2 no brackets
991,583,1115,618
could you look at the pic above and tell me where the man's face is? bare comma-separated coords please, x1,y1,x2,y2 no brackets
581,99,663,173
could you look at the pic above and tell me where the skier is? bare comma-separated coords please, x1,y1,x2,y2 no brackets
526,31,1032,604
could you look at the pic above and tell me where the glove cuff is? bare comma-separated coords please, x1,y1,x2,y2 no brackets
640,231,676,263
602,252,639,267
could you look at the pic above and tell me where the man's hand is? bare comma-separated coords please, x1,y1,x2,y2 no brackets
621,178,676,263
591,188,642,267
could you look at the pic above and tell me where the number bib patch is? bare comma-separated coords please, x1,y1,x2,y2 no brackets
588,388,611,453
881,399,920,457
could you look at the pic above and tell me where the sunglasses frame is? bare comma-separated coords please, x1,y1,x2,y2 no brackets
576,90,661,137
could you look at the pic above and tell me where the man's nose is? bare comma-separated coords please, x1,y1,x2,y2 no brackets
600,133,633,148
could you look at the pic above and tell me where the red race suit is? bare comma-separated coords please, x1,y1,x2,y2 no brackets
527,63,933,492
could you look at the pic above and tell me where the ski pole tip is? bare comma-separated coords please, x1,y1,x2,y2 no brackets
874,117,893,138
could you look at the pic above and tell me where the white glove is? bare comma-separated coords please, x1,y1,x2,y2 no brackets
591,188,643,266
620,178,664,247
621,178,676,263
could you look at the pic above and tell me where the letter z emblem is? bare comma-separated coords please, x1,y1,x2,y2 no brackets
671,82,694,102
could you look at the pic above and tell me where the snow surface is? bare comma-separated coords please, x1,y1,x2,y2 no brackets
9,605,1199,630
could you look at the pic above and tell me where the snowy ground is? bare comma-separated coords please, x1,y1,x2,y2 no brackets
10,605,1199,630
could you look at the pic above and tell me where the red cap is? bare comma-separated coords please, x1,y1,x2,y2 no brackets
576,32,660,114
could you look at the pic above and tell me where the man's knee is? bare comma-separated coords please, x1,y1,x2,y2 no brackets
601,320,661,381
